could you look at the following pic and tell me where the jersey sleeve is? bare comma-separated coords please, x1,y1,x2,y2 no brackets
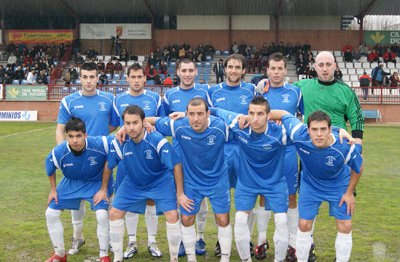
345,144,363,174
297,90,305,115
345,90,364,137
110,106,120,127
155,117,174,137
156,95,166,117
156,137,180,169
161,96,171,116
107,139,123,170
210,107,240,126
57,98,71,124
45,150,59,176
282,114,308,142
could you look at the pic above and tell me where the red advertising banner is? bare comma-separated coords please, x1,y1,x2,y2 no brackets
8,30,73,44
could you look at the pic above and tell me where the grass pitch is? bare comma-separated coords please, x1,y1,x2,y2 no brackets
0,122,399,261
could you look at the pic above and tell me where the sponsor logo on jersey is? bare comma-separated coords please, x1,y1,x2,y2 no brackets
181,135,191,140
299,148,310,154
121,103,129,108
143,100,151,110
262,144,272,150
88,156,98,166
238,136,248,143
163,149,169,153
63,163,73,167
98,102,107,111
207,135,216,145
240,95,248,105
325,156,336,166
172,99,180,104
125,151,133,156
282,94,290,103
144,149,153,159
74,105,84,109
216,97,225,102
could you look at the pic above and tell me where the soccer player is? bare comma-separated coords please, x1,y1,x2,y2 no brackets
112,63,164,259
44,117,113,262
55,62,119,255
207,54,256,256
147,98,233,262
257,53,304,260
271,109,363,262
93,105,189,262
162,58,210,256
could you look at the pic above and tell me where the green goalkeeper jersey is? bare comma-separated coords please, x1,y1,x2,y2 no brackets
293,78,364,136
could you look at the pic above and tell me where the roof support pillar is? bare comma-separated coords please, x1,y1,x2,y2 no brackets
227,0,232,51
274,0,284,44
57,0,80,39
143,0,155,51
356,0,378,44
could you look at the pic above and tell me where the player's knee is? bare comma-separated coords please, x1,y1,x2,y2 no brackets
96,209,109,226
215,213,230,227
298,219,313,232
147,199,155,205
164,210,179,224
45,207,61,220
274,212,288,227
109,207,124,221
259,196,265,207
181,214,195,227
288,194,297,208
337,220,352,234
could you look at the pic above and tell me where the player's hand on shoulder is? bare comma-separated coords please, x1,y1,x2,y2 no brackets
177,193,194,213
338,128,355,145
47,189,58,207
169,111,185,120
115,125,127,144
144,121,155,133
270,119,282,125
238,115,251,129
93,189,109,206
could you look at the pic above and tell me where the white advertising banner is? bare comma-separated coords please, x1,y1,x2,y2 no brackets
80,24,151,39
0,84,3,99
0,111,38,121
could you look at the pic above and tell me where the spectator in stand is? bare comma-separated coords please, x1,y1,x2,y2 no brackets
145,64,162,84
27,68,36,84
182,41,190,51
154,47,163,62
308,67,317,79
6,65,14,78
7,52,17,68
85,46,98,60
359,72,372,100
246,42,257,57
186,48,194,60
158,60,168,77
170,47,179,62
3,72,12,84
0,65,5,78
342,42,353,54
196,43,205,57
164,74,173,86
38,58,47,71
49,64,56,76
75,53,84,67
162,47,170,61
309,58,315,69
285,42,294,61
63,71,71,85
260,42,269,57
69,65,78,83
17,54,25,67
115,35,122,56
368,49,380,64
204,42,215,57
97,59,105,71
99,71,109,85
194,49,204,62
371,64,390,91
391,43,400,56
231,41,239,54
267,41,276,56
72,38,80,55
213,59,224,84
38,48,46,58
296,53,305,69
303,41,311,52
383,48,396,66
334,66,343,80
178,47,186,58
352,49,362,61
13,66,25,84
297,62,308,78
113,59,123,76
373,43,383,57
25,54,33,66
106,59,114,74
389,72,400,92
344,48,353,62
172,74,180,86
120,48,130,64
238,41,247,55
148,52,158,67
358,42,369,56
36,70,48,85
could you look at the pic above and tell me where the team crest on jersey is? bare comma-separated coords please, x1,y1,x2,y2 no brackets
98,102,107,111
207,135,216,145
144,149,153,159
240,95,248,104
325,156,336,166
262,144,272,150
281,94,290,103
88,156,98,166
143,100,151,110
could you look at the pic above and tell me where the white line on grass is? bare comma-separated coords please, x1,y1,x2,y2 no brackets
0,126,55,139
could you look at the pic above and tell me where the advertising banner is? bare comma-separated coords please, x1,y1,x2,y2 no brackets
0,111,38,121
80,24,151,39
8,30,73,44
365,31,400,45
6,85,47,101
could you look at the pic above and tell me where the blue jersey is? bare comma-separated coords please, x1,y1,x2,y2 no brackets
263,82,304,116
214,108,290,193
208,81,255,114
107,131,179,191
282,114,363,191
155,116,230,189
113,90,164,126
57,90,119,136
45,136,110,181
162,84,210,115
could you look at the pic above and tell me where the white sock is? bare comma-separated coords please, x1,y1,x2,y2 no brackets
256,204,271,245
273,213,289,262
46,208,65,257
196,198,208,241
145,204,158,244
287,207,299,247
248,208,256,235
218,223,232,260
125,212,138,243
335,231,352,262
295,229,312,262
110,219,125,261
96,210,109,258
166,221,181,261
182,224,196,261
71,200,85,239
235,212,251,260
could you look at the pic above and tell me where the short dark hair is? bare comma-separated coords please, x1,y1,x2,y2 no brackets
65,117,86,133
249,96,270,113
80,62,98,74
224,54,247,70
186,97,208,112
268,52,287,68
127,63,145,76
122,105,145,121
307,110,331,128
177,58,196,70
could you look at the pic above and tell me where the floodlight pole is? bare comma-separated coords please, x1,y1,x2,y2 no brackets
274,0,284,44
227,0,232,51
143,0,155,51
57,0,80,39
0,16,5,45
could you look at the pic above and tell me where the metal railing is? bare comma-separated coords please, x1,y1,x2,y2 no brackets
352,86,400,103
246,59,268,73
